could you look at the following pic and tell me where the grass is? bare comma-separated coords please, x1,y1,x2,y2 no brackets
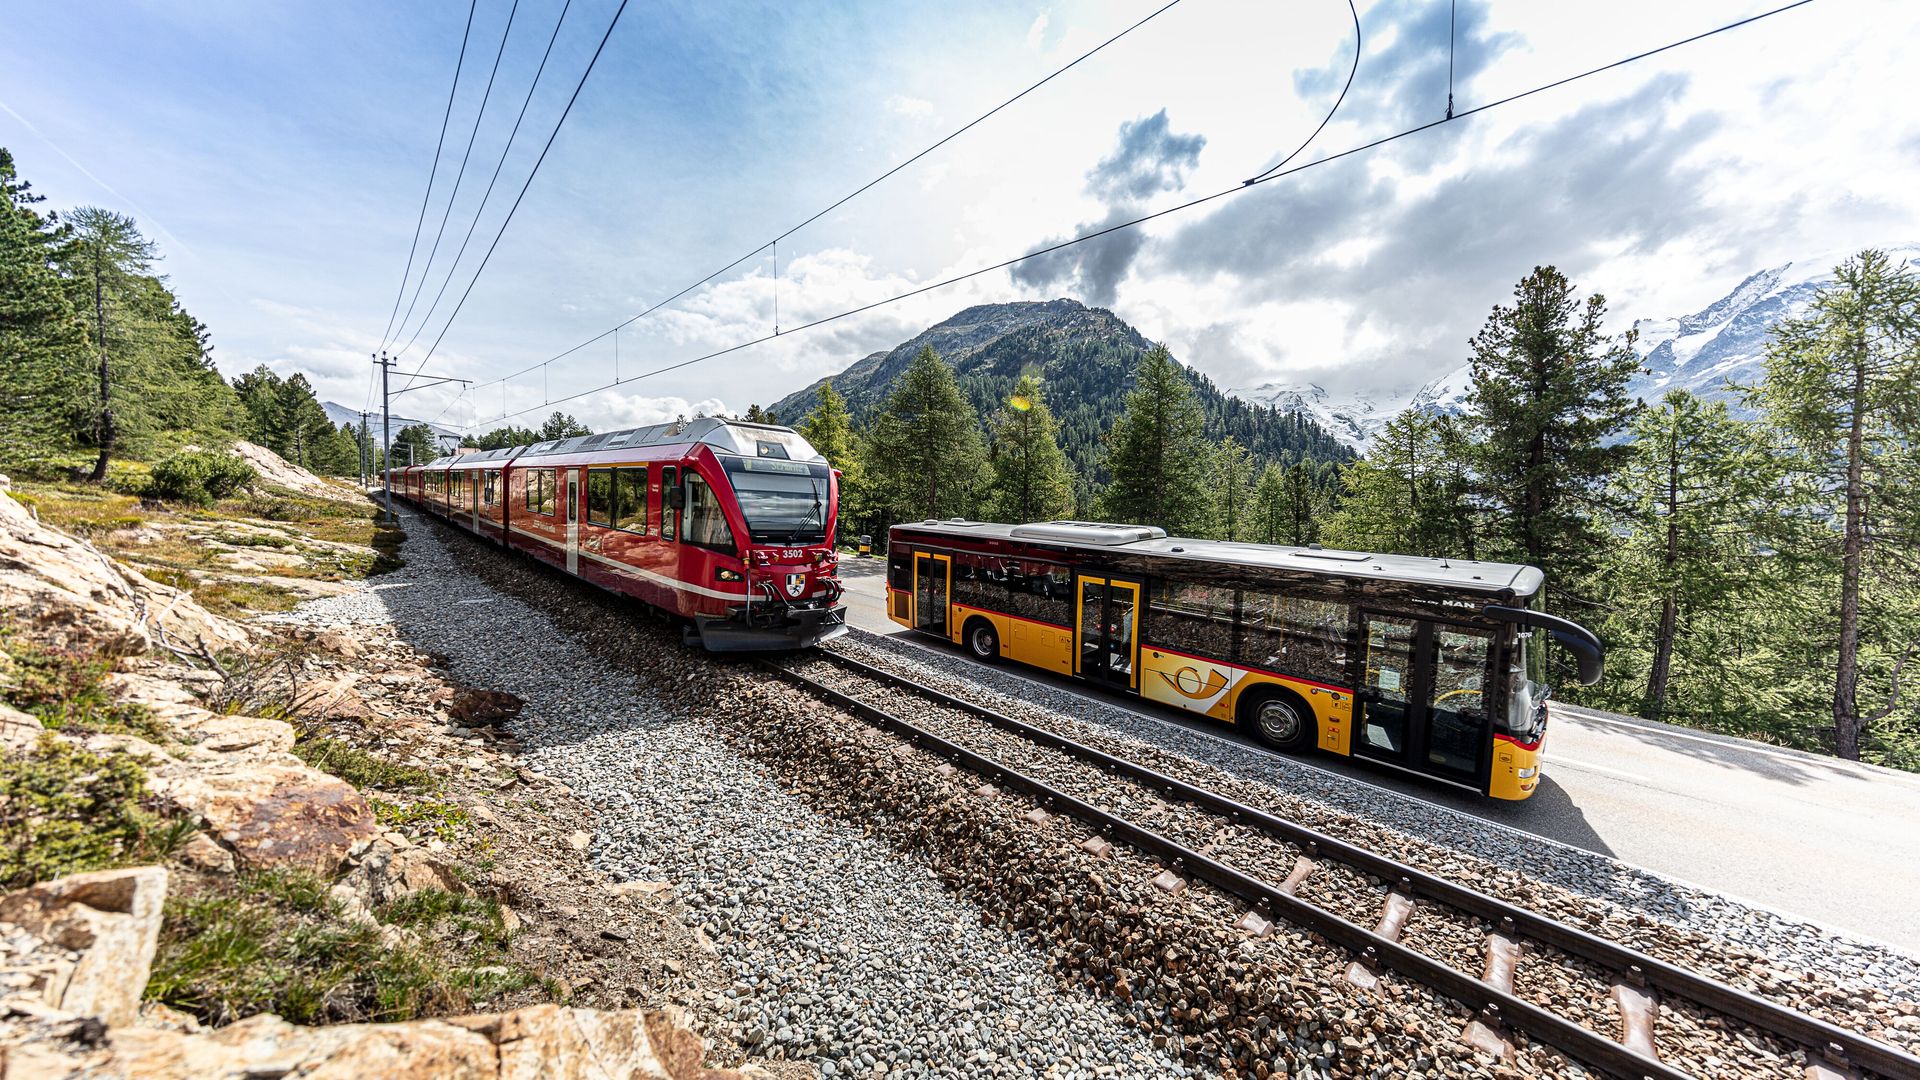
192,578,303,617
1,634,172,744
371,796,471,842
294,736,438,793
0,736,193,888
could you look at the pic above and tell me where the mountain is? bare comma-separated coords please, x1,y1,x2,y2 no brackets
320,401,464,447
1233,245,1920,450
768,299,1354,483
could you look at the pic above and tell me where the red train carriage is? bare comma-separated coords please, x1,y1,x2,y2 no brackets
388,419,846,651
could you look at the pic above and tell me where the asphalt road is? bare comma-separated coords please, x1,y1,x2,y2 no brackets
834,556,1920,955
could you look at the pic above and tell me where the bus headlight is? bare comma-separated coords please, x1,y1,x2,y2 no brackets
1516,766,1538,779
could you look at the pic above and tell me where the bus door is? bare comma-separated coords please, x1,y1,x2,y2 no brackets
1074,575,1142,690
1356,615,1492,786
565,472,580,575
913,552,951,635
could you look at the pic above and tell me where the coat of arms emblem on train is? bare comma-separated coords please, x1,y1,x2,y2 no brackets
784,574,806,598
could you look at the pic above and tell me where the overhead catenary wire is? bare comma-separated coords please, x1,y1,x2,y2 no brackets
463,0,1193,397
442,0,1817,432
379,0,480,350
398,0,635,389
390,0,526,355
1246,0,1360,184
393,0,577,362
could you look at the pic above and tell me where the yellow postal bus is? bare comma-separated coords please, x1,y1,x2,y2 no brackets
885,519,1603,801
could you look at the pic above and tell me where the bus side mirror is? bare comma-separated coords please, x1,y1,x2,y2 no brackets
1482,605,1604,686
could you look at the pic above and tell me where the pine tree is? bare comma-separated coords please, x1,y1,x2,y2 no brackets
984,374,1074,523
473,425,538,451
1099,344,1211,533
62,207,157,480
1753,249,1920,761
1599,390,1775,721
861,346,985,520
1210,436,1254,540
537,411,591,440
1465,266,1640,593
0,148,90,461
1323,408,1461,555
232,365,285,448
390,423,438,468
800,381,869,527
276,374,335,468
743,404,777,424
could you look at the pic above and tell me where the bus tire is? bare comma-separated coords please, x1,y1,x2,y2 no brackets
963,617,1001,663
1238,687,1315,752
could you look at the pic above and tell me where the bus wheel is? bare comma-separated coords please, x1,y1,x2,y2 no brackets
1239,688,1314,752
964,618,1001,663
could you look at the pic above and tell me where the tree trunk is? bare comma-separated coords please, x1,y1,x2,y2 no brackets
1832,356,1869,760
1645,425,1682,716
87,253,113,482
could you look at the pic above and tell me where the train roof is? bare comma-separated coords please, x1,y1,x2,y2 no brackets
892,519,1544,597
424,418,827,468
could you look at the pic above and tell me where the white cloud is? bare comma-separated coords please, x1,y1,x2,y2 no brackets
884,94,934,121
1026,11,1050,50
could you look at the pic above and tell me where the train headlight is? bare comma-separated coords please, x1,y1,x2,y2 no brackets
715,568,744,582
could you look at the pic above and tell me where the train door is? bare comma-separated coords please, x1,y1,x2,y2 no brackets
471,471,480,531
1355,615,1492,787
1074,575,1141,691
565,471,580,575
912,552,950,635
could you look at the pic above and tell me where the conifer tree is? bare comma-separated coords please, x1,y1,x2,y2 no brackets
1754,249,1920,760
391,423,438,467
1099,345,1211,532
800,381,869,525
62,207,157,480
538,411,591,440
1323,408,1458,555
743,404,777,424
1253,463,1290,545
1464,266,1640,593
984,374,1074,523
1210,436,1254,540
1599,390,1774,721
861,346,985,520
0,148,89,459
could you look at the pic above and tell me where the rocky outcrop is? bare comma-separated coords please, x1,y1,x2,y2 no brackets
0,868,168,1028
0,493,249,659
227,440,344,499
0,1002,761,1080
149,762,377,877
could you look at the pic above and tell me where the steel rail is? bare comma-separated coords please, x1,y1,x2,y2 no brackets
786,652,1920,1080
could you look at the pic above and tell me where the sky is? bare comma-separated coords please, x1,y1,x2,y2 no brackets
4,0,1917,432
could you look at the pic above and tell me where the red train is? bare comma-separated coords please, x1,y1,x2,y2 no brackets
389,418,847,650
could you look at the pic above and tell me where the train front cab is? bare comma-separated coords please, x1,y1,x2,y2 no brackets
886,527,1602,801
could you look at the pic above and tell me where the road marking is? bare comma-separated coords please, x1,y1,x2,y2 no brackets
1546,756,1654,785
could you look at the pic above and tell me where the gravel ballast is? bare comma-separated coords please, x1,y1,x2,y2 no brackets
278,509,1199,1079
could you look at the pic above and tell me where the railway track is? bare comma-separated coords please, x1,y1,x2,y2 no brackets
765,649,1920,1080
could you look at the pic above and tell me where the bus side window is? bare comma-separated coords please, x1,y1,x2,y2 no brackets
888,549,913,590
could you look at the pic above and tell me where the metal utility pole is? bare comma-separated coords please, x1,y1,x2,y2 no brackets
358,410,371,489
375,351,468,521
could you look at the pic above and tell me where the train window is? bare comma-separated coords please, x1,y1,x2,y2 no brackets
614,468,648,534
1237,589,1348,677
660,466,677,540
682,474,734,550
483,470,497,506
587,469,614,526
523,469,556,516
1149,580,1237,660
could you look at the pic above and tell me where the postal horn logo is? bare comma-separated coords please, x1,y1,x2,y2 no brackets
1157,665,1228,700
784,573,807,598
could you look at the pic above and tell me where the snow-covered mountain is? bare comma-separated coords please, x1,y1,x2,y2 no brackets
320,401,465,447
1234,245,1920,451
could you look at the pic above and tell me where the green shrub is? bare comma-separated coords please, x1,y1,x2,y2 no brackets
0,737,186,888
1,638,169,743
294,736,437,792
145,450,255,506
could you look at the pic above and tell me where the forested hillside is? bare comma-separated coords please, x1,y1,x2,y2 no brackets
769,299,1352,484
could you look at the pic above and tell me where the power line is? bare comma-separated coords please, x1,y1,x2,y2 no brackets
391,0,574,361
466,0,1193,397
442,0,1816,433
390,0,525,355
1247,0,1360,184
399,0,635,386
379,0,480,349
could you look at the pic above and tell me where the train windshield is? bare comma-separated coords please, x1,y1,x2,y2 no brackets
721,457,832,544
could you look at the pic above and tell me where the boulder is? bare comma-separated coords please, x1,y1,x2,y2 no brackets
227,439,346,499
0,867,167,1027
149,763,377,876
445,688,522,728
174,834,235,876
0,492,250,658
0,704,44,756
